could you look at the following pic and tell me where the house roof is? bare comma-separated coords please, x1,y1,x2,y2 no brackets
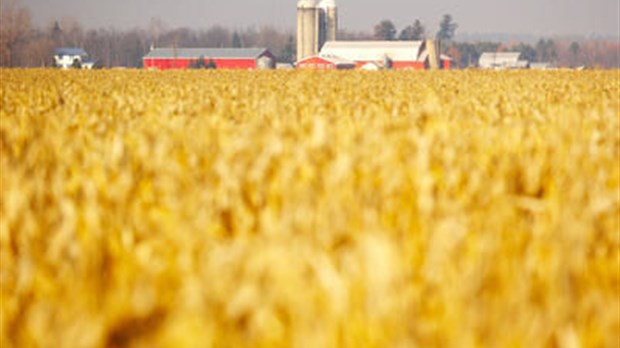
143,48,269,60
54,48,87,56
319,41,425,62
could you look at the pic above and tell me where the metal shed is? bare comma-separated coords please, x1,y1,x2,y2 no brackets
478,52,526,69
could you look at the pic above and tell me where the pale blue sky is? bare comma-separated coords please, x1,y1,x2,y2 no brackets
20,0,620,37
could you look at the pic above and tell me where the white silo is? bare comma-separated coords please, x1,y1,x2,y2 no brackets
297,0,319,61
318,0,337,48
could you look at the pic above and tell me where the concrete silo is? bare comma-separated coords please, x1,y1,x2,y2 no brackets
318,0,337,49
297,0,319,61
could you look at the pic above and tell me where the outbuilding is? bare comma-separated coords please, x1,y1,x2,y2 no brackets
440,54,454,70
143,48,276,70
478,52,528,69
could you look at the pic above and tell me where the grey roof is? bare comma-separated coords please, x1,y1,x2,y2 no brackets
54,47,87,56
143,48,269,59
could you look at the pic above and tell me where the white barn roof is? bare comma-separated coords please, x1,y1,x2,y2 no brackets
319,41,425,62
479,52,524,69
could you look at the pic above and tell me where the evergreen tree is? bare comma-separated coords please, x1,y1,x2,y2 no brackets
436,14,458,41
206,58,217,69
232,32,242,48
51,21,63,46
373,20,397,41
569,41,581,66
511,42,536,62
535,39,557,62
193,54,206,69
399,19,425,41
569,42,580,58
278,35,295,63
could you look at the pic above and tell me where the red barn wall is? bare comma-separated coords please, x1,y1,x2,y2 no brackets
144,58,258,70
352,61,426,70
391,61,426,70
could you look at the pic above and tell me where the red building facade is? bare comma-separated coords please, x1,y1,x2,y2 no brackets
143,48,275,70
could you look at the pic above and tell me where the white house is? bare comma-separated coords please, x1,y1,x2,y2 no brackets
53,48,96,69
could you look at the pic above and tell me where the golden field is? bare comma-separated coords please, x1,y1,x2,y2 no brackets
1,69,618,347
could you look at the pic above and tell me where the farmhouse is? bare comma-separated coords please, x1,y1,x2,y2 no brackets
143,48,276,70
478,52,528,69
54,48,96,69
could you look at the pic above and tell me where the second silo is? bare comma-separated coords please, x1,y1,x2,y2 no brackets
318,0,337,48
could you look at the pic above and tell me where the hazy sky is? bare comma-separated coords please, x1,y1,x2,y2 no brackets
21,0,620,37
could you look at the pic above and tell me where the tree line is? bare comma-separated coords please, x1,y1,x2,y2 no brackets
371,15,618,69
0,0,295,68
1,0,617,69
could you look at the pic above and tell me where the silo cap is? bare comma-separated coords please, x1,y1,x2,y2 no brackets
317,0,336,8
297,0,317,8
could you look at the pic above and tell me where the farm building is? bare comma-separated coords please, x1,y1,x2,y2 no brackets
296,55,355,69
440,54,454,70
478,52,528,69
53,48,96,69
297,40,449,70
143,48,276,70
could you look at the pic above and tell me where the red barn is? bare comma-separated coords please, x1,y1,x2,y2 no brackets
314,41,429,70
143,48,276,70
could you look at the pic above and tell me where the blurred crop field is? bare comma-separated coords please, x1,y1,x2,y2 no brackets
1,69,619,347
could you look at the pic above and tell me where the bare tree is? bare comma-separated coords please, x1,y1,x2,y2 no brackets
60,17,84,47
205,26,231,47
0,0,32,66
22,32,54,67
240,27,259,48
149,17,167,48
337,29,373,41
